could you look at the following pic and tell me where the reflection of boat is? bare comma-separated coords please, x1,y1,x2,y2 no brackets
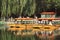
34,25,59,40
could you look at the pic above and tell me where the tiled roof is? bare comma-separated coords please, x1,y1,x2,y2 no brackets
41,12,55,15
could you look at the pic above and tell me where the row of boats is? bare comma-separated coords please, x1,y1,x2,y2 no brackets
6,18,60,37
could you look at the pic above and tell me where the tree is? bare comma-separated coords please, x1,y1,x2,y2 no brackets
1,0,7,19
22,0,36,17
1,0,60,18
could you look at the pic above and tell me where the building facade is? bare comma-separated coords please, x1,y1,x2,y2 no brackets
40,12,56,25
41,12,55,18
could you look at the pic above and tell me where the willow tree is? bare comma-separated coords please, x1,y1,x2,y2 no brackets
1,0,36,17
23,0,36,16
1,0,7,18
1,0,11,19
10,0,28,17
44,0,60,11
19,0,28,16
16,0,36,17
1,0,19,18
53,0,60,8
29,0,36,16
11,0,19,14
7,0,11,17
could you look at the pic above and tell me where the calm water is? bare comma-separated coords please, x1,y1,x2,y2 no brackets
0,30,36,40
0,30,60,40
0,21,60,40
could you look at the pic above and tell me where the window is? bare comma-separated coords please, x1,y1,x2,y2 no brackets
21,21,25,24
44,27,50,29
41,15,45,18
16,26,20,28
41,14,52,18
21,20,33,24
45,14,51,18
17,21,21,24
15,20,21,24
33,27,40,29
10,26,14,28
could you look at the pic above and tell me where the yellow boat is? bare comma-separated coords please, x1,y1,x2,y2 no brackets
7,17,60,36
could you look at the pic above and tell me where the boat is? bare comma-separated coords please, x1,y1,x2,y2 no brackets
6,17,60,36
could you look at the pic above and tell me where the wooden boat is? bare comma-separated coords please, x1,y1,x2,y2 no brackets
7,17,60,36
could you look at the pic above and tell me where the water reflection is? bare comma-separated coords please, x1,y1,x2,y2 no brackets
0,29,60,40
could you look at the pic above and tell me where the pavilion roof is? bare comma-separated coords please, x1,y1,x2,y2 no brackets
41,12,55,15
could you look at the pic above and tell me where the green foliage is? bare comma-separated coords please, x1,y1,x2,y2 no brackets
46,0,60,8
1,0,36,17
1,0,6,17
29,0,36,16
19,0,28,16
24,0,36,16
0,0,60,18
